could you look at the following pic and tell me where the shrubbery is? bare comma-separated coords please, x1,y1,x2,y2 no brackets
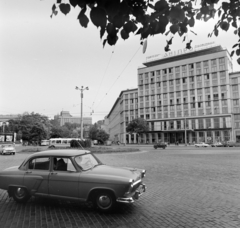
70,139,91,148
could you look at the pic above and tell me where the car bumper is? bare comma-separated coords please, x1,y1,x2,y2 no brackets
116,183,146,204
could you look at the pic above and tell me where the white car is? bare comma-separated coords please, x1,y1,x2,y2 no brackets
194,142,210,147
0,144,16,155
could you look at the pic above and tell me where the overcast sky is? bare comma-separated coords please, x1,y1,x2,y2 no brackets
1,0,240,123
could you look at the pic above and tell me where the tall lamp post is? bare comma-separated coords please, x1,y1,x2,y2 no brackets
75,86,89,139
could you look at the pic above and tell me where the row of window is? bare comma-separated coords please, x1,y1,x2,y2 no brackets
139,58,225,79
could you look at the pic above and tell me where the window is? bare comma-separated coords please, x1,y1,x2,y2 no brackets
163,93,167,99
233,99,239,106
182,65,187,71
183,90,188,96
190,90,195,95
156,70,160,75
221,92,227,99
212,86,218,93
213,94,219,100
219,57,225,65
190,97,195,102
169,80,174,86
211,59,217,66
204,74,210,80
182,78,187,84
192,120,196,129
205,101,211,107
206,119,211,128
197,89,202,95
232,85,239,91
199,119,204,129
176,79,180,84
203,61,208,67
198,102,203,108
183,97,187,103
231,77,238,84
221,99,227,106
175,66,180,73
29,157,50,170
196,62,201,68
214,118,220,128
163,81,167,87
220,71,226,78
189,76,194,82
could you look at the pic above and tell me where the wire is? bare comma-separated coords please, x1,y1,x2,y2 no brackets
92,46,116,110
94,46,141,110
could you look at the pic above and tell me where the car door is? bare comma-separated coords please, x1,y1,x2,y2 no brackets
24,157,50,196
48,157,79,199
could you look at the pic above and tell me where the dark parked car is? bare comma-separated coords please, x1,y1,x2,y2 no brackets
222,141,235,147
153,142,167,149
0,150,146,212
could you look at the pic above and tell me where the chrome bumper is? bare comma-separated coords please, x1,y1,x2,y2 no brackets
116,183,146,204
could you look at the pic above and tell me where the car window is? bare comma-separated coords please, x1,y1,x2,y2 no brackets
53,157,76,172
29,157,50,170
74,154,99,171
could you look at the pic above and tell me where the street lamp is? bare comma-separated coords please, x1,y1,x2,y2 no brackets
75,86,89,140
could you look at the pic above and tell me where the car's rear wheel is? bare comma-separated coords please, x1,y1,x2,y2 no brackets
12,187,30,203
94,191,115,212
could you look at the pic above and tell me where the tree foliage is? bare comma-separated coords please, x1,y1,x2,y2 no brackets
50,0,240,64
126,118,149,135
88,124,109,143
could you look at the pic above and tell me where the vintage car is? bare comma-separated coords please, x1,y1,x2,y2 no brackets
211,142,223,147
221,141,235,147
194,142,210,147
0,144,16,155
0,150,146,212
153,142,167,149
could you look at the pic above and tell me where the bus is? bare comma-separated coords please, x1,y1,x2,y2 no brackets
40,140,50,146
48,138,80,148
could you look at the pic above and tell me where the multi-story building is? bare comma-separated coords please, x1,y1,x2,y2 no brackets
55,111,92,127
106,45,240,144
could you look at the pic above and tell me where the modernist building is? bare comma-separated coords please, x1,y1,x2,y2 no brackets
54,111,92,127
106,45,240,144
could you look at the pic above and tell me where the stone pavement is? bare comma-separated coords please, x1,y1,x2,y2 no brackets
0,147,240,228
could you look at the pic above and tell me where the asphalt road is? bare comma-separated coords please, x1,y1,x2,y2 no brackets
0,146,240,228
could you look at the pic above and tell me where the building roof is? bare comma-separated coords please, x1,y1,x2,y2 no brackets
141,45,226,68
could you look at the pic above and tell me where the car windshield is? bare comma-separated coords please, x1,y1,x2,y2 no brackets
74,154,100,171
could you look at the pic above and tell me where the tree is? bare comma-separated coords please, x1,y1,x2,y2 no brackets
126,118,149,143
50,0,240,64
97,129,110,143
88,124,99,140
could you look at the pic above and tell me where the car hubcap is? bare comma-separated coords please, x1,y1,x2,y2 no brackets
98,195,111,208
16,188,25,197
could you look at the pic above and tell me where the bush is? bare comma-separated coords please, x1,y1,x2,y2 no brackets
70,139,91,148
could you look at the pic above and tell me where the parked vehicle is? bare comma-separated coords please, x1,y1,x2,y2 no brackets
222,141,235,147
153,142,167,149
40,140,50,146
0,144,16,155
48,138,77,148
194,142,210,147
0,150,146,212
211,142,223,147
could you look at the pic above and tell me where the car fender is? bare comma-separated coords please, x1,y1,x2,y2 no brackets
8,185,29,197
87,187,117,202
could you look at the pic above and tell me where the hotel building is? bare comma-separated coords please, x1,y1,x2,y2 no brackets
106,45,240,144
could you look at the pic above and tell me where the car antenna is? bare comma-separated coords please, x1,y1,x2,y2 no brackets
77,140,84,150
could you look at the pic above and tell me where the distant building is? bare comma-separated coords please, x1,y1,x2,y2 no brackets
55,111,92,127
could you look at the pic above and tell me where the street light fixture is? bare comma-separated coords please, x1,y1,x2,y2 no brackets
75,86,89,140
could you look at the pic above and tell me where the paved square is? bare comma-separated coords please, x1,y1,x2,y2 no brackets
0,146,240,228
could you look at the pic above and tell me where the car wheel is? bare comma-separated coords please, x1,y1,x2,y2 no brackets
12,187,30,203
94,191,115,212
154,146,157,149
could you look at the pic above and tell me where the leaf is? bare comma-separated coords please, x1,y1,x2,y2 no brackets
220,21,229,31
167,37,173,45
234,29,238,35
155,0,169,12
169,0,180,2
107,23,117,36
165,30,170,36
186,40,192,49
183,36,186,42
90,7,107,28
232,43,238,49
230,50,235,57
196,12,202,20
214,26,219,36
200,6,210,15
222,2,229,12
170,24,179,34
112,14,124,28
59,3,71,15
236,49,240,56
107,34,118,46
78,8,89,28
188,17,195,27
121,29,129,40
103,39,107,48
190,30,197,35
57,0,61,3
218,9,222,17
232,20,237,28
164,44,170,52
169,6,185,23
100,26,105,39
124,21,136,33
69,0,78,7
237,57,240,65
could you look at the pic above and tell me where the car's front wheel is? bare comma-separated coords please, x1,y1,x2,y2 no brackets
12,187,30,203
94,191,115,212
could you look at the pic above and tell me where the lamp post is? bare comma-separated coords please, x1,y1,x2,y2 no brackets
75,86,89,139
184,117,187,146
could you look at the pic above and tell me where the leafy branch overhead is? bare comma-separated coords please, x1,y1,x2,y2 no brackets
51,0,240,64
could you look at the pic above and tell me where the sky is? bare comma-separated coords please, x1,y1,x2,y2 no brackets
1,0,240,123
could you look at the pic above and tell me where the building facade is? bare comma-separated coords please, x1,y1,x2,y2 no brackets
106,45,240,144
55,111,92,127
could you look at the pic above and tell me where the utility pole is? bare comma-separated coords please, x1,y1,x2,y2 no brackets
75,86,89,139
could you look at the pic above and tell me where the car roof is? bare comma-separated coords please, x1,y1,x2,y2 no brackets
28,149,91,159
